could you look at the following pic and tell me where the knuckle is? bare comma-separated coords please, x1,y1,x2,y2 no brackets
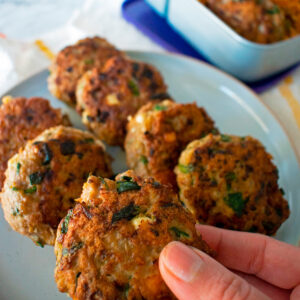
219,275,251,300
246,238,267,275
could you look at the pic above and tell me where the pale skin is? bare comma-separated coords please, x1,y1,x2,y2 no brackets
159,225,300,300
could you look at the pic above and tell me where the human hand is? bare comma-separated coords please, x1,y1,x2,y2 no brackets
159,225,300,300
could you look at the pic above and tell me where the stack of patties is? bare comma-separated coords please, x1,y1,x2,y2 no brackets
0,35,291,300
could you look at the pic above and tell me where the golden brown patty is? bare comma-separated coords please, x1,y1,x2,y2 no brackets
125,100,217,188
175,134,290,235
48,36,123,105
76,56,168,146
0,96,70,190
1,126,112,246
54,170,211,300
200,0,292,43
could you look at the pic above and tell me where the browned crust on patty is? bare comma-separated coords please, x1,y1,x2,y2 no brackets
125,100,218,189
0,96,70,190
76,56,169,146
48,36,123,105
175,134,290,235
1,126,112,246
55,170,212,300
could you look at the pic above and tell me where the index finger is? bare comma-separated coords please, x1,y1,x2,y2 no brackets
196,224,300,289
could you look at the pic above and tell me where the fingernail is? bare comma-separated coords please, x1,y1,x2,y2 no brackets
161,241,203,282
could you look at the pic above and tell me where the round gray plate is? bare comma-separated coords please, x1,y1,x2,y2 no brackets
0,51,299,300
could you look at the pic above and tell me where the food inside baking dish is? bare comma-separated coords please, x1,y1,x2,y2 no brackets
199,0,300,44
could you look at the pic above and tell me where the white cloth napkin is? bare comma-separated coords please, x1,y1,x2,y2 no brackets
0,0,299,162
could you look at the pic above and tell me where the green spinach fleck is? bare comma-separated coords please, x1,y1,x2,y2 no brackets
221,134,231,142
225,172,236,190
36,240,44,248
267,5,280,14
169,227,189,238
41,143,53,165
128,79,140,96
178,164,194,174
140,155,148,165
99,176,109,190
154,104,167,111
112,202,140,223
123,283,130,297
12,207,20,216
225,172,236,182
16,162,21,174
224,192,245,217
116,177,141,194
82,138,94,144
24,186,37,194
84,58,94,65
61,209,73,234
70,243,84,254
63,242,84,256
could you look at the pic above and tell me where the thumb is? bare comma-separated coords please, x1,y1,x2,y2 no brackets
159,241,270,300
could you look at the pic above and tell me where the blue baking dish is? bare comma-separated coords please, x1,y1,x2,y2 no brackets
145,0,300,82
